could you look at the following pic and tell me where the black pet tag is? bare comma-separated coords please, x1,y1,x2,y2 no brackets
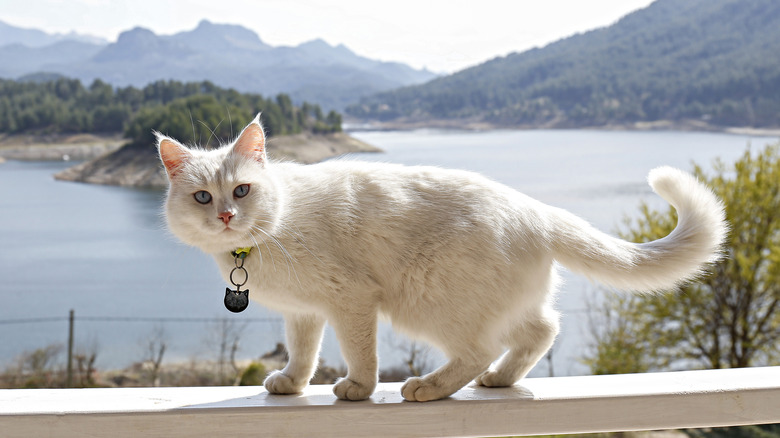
224,288,249,313
225,248,251,313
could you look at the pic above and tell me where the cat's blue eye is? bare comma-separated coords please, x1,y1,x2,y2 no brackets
233,184,250,198
194,190,212,204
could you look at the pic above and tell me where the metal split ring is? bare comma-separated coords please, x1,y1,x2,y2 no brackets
229,266,248,288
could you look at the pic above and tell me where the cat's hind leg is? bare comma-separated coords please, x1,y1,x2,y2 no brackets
264,313,326,394
475,307,559,387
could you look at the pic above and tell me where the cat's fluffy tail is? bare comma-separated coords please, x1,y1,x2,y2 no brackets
549,166,727,292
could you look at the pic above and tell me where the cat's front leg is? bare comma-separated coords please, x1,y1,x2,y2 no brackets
264,313,326,395
330,310,378,401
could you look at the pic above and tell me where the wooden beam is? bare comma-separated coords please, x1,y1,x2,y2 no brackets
1,367,778,438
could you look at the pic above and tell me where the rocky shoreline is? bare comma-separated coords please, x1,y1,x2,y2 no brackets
0,133,125,161
350,118,780,137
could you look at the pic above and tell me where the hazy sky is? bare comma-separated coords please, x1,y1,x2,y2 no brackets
1,0,655,73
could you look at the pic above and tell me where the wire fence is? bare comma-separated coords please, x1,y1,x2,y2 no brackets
0,315,281,325
0,307,591,327
0,310,287,389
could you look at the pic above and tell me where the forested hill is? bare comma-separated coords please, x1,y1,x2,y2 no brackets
347,0,780,129
0,77,343,148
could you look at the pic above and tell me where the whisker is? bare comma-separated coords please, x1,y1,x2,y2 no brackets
251,228,287,278
253,229,295,281
188,110,196,144
284,228,324,264
226,106,233,139
246,231,264,266
251,225,301,285
198,119,223,149
271,234,304,286
249,228,277,272
253,219,324,265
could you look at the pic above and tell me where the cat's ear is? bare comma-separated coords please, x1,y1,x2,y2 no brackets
232,114,267,166
156,132,192,179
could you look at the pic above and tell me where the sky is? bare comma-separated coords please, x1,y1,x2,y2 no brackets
0,0,655,73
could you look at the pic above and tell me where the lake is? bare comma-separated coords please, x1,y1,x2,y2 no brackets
1,129,777,378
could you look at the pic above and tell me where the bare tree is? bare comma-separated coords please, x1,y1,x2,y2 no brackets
1,344,63,388
205,318,248,385
403,341,430,377
383,335,434,380
140,325,167,386
73,338,100,387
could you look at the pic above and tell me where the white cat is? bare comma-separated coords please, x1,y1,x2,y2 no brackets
157,115,727,402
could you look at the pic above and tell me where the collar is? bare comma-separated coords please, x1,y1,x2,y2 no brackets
231,247,252,259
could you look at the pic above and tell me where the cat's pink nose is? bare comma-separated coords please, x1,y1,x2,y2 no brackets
218,211,234,225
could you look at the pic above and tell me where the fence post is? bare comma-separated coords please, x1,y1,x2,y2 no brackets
66,309,74,388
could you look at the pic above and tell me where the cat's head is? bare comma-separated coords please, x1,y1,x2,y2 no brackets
157,115,283,254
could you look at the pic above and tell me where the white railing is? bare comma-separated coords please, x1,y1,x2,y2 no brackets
1,367,778,438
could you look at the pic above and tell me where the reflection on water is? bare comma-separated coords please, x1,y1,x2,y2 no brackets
0,129,776,377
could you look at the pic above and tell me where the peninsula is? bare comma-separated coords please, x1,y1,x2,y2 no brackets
53,131,379,188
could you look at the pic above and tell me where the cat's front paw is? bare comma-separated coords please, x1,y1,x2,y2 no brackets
264,370,306,395
401,376,452,402
333,377,374,401
475,370,514,387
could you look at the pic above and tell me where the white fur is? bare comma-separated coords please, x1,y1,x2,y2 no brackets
159,118,727,402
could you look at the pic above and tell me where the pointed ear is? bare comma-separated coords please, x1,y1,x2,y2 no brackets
232,114,267,165
156,132,192,179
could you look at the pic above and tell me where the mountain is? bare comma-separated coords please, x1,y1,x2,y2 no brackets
0,20,59,47
0,21,106,78
168,20,271,53
0,40,105,77
0,20,437,110
0,20,106,47
347,0,780,129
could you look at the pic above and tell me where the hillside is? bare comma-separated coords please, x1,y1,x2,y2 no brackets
347,0,780,129
0,20,436,110
0,78,342,137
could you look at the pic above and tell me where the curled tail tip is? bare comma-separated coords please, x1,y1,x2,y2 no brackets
647,166,721,209
647,165,729,257
647,166,695,194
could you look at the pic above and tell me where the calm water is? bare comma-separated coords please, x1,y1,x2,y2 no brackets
1,129,777,377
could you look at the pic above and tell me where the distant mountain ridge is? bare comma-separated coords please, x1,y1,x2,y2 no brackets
0,20,106,47
348,0,780,129
0,19,436,110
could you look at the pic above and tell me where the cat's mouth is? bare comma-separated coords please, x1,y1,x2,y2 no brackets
198,225,252,254
219,223,249,236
